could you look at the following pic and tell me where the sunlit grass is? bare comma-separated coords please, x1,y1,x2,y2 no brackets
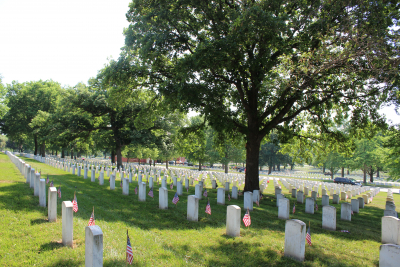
0,153,397,266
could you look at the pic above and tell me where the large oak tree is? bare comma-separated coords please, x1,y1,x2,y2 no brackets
121,0,399,191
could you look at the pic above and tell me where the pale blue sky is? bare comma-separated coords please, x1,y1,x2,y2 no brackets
0,0,398,124
0,0,131,87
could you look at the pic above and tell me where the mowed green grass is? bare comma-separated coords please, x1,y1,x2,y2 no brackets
0,154,399,266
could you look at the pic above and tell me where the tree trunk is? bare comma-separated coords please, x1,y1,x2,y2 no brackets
166,159,169,169
34,135,38,155
268,165,272,174
322,166,326,173
347,168,350,175
363,165,367,184
277,164,280,171
70,149,74,159
61,149,65,158
116,146,122,169
273,165,275,171
244,134,261,192
111,150,115,164
225,163,228,174
370,166,374,183
41,142,45,157
377,167,380,178
127,157,130,163
198,160,202,171
341,167,344,177
153,160,155,167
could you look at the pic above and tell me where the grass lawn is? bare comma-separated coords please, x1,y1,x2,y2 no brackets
0,153,398,266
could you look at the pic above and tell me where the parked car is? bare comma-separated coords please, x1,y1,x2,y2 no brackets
238,167,246,172
334,177,362,186
187,162,193,166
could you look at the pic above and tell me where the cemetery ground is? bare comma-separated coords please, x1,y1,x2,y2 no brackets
1,155,399,266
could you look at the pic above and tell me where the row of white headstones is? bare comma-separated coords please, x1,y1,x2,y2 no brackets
8,151,399,264
381,188,400,267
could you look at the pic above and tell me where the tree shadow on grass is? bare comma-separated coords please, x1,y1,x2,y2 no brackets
0,158,388,246
40,241,63,252
31,218,47,225
104,258,139,267
46,258,83,267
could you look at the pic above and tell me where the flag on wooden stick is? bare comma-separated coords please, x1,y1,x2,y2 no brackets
306,223,312,246
205,199,211,215
88,207,95,226
243,209,251,227
72,192,78,213
126,230,133,265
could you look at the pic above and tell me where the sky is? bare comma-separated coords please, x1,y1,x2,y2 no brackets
0,0,399,125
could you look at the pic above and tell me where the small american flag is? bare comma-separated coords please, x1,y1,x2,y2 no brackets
126,231,133,264
170,183,173,190
50,180,54,187
228,194,231,201
243,209,251,227
46,175,49,184
57,187,61,199
205,200,211,215
315,202,318,211
267,180,270,183
203,189,208,197
135,187,138,195
306,227,312,246
88,210,95,226
72,193,78,213
256,200,259,207
351,210,354,215
293,204,296,214
148,188,154,198
172,192,179,205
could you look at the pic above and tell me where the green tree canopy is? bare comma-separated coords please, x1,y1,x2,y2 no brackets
120,0,400,191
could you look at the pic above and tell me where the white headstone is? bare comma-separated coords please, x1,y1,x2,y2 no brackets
109,174,115,190
278,198,290,220
226,205,241,237
91,169,96,182
187,195,199,221
322,205,336,231
244,192,253,211
232,186,238,199
351,199,359,213
138,182,146,201
297,191,304,203
39,179,46,207
177,181,183,196
379,244,400,267
122,178,129,195
34,173,40,196
217,188,225,205
382,216,400,245
341,203,352,221
322,195,329,206
85,225,103,267
48,187,57,222
195,184,202,200
332,194,339,204
284,219,306,262
305,197,315,214
62,201,73,247
159,187,168,209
